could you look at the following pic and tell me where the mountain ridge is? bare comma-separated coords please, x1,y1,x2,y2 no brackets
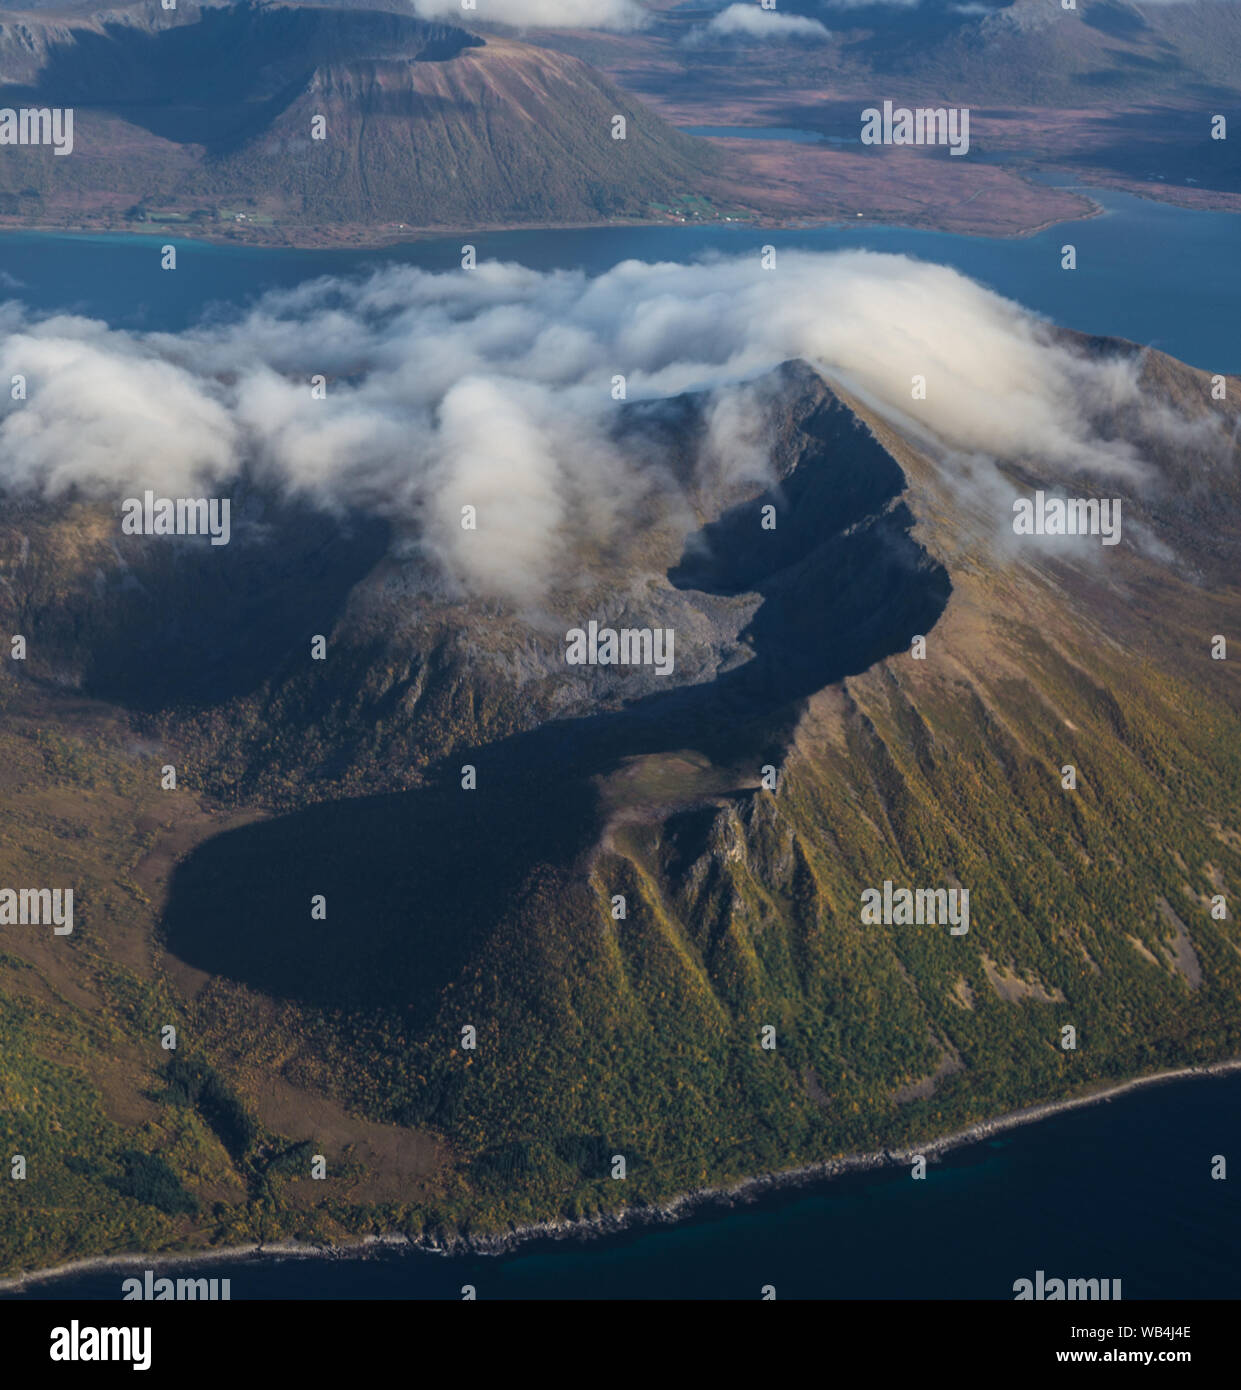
0,0,726,230
1,335,1238,1268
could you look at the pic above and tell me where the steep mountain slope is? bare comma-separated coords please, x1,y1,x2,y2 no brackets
0,338,1238,1269
0,0,723,230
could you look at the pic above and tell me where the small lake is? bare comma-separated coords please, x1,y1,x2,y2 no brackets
681,125,847,144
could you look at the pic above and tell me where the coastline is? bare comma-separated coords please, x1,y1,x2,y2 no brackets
0,188,1111,254
4,1057,1239,1295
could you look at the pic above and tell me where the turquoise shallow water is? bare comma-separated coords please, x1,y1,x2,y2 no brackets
0,188,1236,371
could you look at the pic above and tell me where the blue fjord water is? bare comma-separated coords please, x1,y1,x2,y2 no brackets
1,192,1236,1298
0,188,1237,371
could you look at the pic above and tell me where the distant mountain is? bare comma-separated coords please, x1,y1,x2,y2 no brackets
0,0,723,231
2,336,1239,1268
829,0,1241,103
533,0,1241,216
736,0,1241,102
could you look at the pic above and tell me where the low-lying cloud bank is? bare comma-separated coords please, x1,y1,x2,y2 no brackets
686,5,833,43
0,250,1194,599
410,0,651,31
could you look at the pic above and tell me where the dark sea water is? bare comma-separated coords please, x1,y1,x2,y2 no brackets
0,188,1237,371
9,1072,1240,1300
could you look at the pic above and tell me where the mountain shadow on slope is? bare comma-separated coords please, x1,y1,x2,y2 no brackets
0,3,484,154
161,376,950,1017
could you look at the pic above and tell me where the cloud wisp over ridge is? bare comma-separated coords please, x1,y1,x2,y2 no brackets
410,0,652,32
685,5,833,44
0,251,1183,599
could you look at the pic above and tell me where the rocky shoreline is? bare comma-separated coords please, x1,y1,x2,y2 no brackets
4,1058,1239,1293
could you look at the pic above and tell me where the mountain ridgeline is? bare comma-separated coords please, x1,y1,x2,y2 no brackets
0,342,1239,1266
0,0,723,230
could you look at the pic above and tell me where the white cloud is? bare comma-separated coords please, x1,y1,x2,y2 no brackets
0,251,1186,600
687,4,832,43
410,0,651,31
816,0,920,9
